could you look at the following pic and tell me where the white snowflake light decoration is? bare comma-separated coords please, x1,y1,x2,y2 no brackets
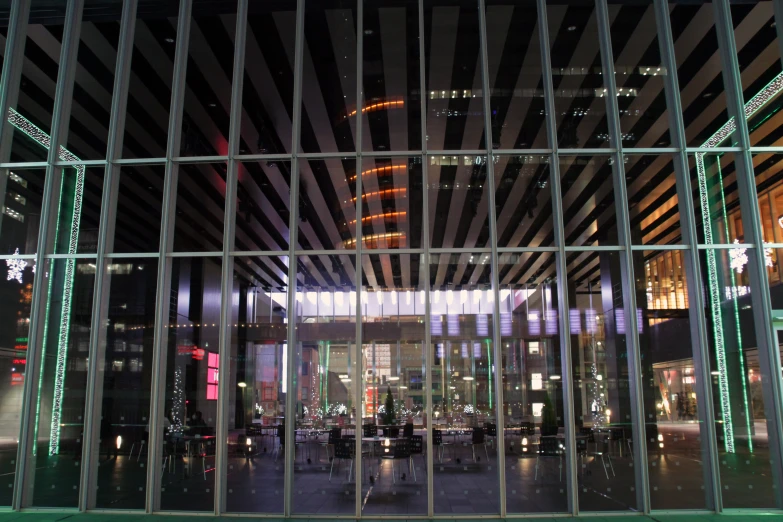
729,240,749,273
6,248,27,284
729,239,774,274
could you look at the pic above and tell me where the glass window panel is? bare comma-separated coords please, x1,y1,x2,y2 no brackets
699,248,776,507
485,0,546,149
566,251,638,511
546,2,609,149
0,243,35,505
638,249,707,509
424,0,486,151
54,166,104,254
121,2,180,158
297,158,356,250
730,0,783,148
693,153,742,244
0,167,46,255
173,162,226,252
360,254,426,514
225,255,288,514
359,157,422,249
301,0,357,154
669,1,735,147
64,1,123,160
30,259,96,507
8,2,64,162
429,252,499,514
240,1,296,156
235,160,291,252
112,164,165,253
362,0,421,152
428,155,488,249
625,155,682,245
559,155,619,247
179,2,236,157
292,253,357,515
494,155,553,248
92,259,158,509
159,256,222,512
608,3,671,148
499,252,568,514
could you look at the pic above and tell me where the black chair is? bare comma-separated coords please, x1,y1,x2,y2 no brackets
382,426,400,438
409,434,424,469
592,431,615,479
484,422,497,448
321,427,342,462
403,422,414,438
363,424,378,437
330,438,356,482
275,425,285,461
432,429,452,462
471,426,488,462
535,436,563,482
382,437,414,482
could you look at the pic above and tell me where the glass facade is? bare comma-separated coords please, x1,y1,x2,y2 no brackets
0,0,782,516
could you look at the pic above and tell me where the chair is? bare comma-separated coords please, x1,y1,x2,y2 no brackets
535,436,563,482
382,426,400,438
403,422,414,438
484,422,497,448
321,427,342,462
330,438,356,482
409,434,424,469
471,426,489,462
362,424,378,438
432,429,452,462
382,437,414,483
275,425,285,462
592,432,615,479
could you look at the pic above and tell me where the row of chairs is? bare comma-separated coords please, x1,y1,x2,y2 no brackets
331,435,424,483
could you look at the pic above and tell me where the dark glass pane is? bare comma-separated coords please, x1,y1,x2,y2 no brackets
225,255,288,514
30,259,96,507
362,0,421,152
424,0,486,151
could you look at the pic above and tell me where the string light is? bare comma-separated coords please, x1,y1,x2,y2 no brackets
7,108,85,456
693,72,783,454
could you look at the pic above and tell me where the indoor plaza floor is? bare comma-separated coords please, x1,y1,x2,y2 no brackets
11,422,772,515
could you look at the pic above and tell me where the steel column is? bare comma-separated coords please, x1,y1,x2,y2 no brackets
535,0,578,514
652,0,722,511
81,0,139,510
214,0,248,514
146,0,193,512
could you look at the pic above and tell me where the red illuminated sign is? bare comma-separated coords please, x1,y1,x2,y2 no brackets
10,373,23,385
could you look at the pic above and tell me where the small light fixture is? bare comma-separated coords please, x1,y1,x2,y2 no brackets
238,382,247,388
388,376,400,381
463,376,474,381
116,435,122,449
550,375,561,380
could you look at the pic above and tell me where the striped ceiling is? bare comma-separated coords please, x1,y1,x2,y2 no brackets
3,0,782,295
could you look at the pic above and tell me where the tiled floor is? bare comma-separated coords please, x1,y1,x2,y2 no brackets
11,426,779,515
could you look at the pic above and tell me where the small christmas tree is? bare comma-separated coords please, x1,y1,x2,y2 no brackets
382,386,396,425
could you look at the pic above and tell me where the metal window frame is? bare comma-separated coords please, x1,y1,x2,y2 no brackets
6,0,783,515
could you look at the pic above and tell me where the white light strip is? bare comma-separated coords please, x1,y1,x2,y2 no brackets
8,108,85,455
694,72,783,453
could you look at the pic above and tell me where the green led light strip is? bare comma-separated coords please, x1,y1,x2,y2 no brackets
695,71,783,453
7,108,85,456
